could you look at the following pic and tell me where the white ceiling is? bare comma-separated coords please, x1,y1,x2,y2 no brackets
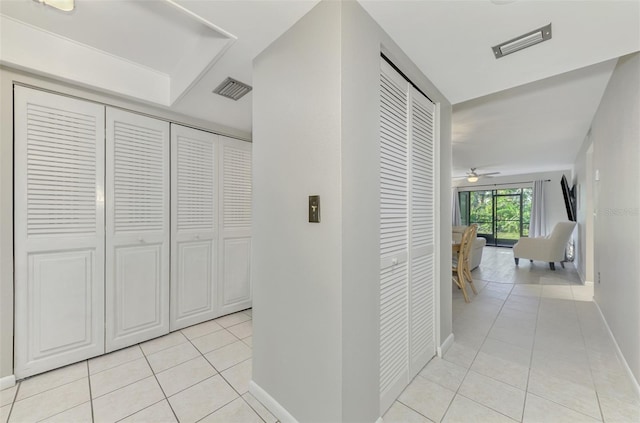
1,0,639,176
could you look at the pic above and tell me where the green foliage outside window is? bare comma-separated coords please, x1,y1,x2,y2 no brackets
459,187,533,242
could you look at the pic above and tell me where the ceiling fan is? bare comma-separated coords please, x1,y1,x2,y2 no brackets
455,168,501,183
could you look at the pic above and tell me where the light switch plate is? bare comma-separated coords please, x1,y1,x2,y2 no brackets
309,195,320,223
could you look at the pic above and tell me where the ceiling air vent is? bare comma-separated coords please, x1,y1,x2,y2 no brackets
213,77,252,101
492,23,552,59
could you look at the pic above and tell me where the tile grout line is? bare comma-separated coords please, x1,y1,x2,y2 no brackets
571,288,606,422
521,288,543,422
188,329,265,423
5,381,20,423
10,368,87,403
440,281,515,422
113,398,167,423
139,350,181,423
86,361,95,423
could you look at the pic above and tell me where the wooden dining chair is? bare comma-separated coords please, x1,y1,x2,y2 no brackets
453,224,478,303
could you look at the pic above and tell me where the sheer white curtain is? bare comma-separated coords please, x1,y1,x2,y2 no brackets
529,180,547,237
452,187,461,226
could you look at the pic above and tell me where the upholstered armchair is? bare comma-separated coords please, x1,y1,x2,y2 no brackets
513,221,576,270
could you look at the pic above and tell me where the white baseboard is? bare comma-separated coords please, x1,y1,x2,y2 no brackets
249,380,299,423
593,300,640,398
437,333,454,358
0,375,16,390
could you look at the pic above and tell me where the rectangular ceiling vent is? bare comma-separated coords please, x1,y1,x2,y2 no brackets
492,23,552,59
213,77,252,101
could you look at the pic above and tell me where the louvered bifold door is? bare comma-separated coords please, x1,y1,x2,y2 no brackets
106,108,170,352
170,124,218,331
408,87,437,378
379,59,410,415
14,87,105,378
218,136,252,315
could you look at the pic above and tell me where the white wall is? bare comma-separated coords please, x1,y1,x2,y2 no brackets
252,1,452,420
252,2,344,421
0,66,251,381
573,135,595,283
454,170,573,236
588,52,639,383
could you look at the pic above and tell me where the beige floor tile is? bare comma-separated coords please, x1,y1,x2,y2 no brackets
191,329,238,354
181,320,224,340
530,350,593,388
597,393,640,423
398,376,456,422
199,397,262,423
523,393,601,423
10,378,89,422
205,341,252,371
92,376,164,423
242,336,253,347
90,357,153,398
16,361,87,400
242,393,277,423
89,345,143,375
243,309,252,317
146,342,201,373
443,342,478,369
418,357,467,391
459,371,525,421
442,395,517,423
156,356,217,397
510,284,542,298
221,359,252,394
215,312,251,328
140,331,188,356
528,370,602,419
40,401,92,423
383,401,433,423
471,351,529,390
0,384,17,407
488,325,535,350
168,375,238,423
227,321,253,339
120,399,177,423
1,404,11,423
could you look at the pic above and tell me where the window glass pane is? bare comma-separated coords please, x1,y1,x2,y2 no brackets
469,191,492,236
458,191,469,226
522,188,532,225
497,188,521,195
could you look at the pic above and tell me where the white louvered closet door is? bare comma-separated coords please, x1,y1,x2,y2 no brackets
379,59,438,415
14,87,105,378
106,108,170,352
379,59,410,414
170,124,218,331
408,87,437,378
218,136,252,315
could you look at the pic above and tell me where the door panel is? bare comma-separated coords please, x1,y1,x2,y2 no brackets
170,124,218,330
222,238,251,305
14,87,105,378
218,137,252,315
408,88,436,377
379,60,410,414
115,244,163,333
106,108,169,352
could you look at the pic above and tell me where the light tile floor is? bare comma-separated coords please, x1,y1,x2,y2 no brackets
3,247,639,422
1,308,277,423
385,247,640,423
